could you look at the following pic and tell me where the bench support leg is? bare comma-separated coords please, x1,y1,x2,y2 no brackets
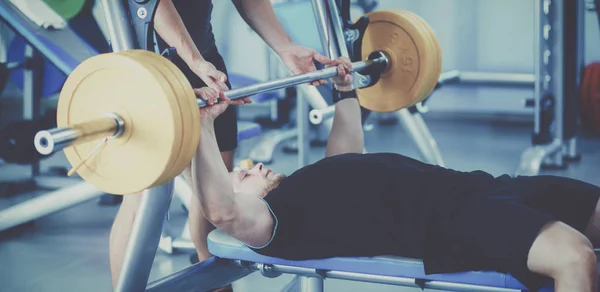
396,108,446,167
115,182,174,291
299,276,324,292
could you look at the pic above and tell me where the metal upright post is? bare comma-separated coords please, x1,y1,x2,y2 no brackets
98,0,176,291
298,0,345,159
326,0,351,59
297,87,310,168
566,0,586,160
532,0,544,139
116,183,174,292
515,0,564,176
548,0,565,167
312,0,340,59
309,0,344,141
100,0,136,52
298,276,324,292
23,45,42,177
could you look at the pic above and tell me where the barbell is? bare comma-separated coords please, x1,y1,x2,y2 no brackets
32,10,442,195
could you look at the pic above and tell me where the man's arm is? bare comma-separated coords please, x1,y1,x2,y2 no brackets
154,0,204,65
325,97,365,157
232,0,329,85
191,91,273,247
231,0,294,53
154,0,228,90
324,59,365,157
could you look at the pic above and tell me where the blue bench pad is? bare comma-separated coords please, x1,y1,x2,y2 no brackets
208,230,553,291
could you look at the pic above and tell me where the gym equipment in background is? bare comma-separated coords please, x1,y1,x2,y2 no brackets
43,0,86,20
7,36,66,97
515,0,586,176
0,0,110,198
5,0,109,99
23,0,550,291
0,109,56,165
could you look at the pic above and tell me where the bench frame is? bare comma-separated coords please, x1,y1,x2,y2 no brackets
234,260,522,292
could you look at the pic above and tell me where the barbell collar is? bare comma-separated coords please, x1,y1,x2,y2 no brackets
34,114,124,155
197,51,389,107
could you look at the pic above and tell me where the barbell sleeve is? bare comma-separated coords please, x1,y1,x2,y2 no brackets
197,53,387,107
309,105,336,125
34,114,124,155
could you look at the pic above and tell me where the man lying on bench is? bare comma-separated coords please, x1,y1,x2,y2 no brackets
193,56,600,292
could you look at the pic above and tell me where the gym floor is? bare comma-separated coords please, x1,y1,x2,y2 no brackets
1,90,600,292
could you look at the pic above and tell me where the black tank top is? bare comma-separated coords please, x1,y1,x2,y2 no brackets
251,153,499,261
156,0,217,55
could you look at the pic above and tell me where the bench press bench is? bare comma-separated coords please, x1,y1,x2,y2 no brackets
207,229,555,292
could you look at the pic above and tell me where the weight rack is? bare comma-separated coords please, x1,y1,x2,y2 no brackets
431,0,587,176
515,0,586,176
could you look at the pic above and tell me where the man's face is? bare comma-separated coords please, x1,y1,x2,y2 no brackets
230,163,286,197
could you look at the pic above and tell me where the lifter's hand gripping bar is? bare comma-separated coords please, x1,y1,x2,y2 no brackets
34,52,389,156
197,52,388,107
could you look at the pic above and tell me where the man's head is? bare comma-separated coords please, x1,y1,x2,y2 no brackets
230,163,286,197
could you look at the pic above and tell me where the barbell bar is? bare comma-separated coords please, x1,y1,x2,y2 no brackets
198,52,388,107
34,52,388,156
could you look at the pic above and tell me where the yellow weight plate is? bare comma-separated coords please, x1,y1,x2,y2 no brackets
117,51,185,187
394,10,436,107
357,10,437,112
426,22,443,98
57,53,183,195
144,53,194,184
121,51,185,184
138,50,200,179
119,50,190,185
404,10,442,100
397,10,441,105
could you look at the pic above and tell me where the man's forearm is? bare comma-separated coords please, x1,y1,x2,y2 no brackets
232,0,294,53
191,123,236,222
154,0,204,64
325,97,364,156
